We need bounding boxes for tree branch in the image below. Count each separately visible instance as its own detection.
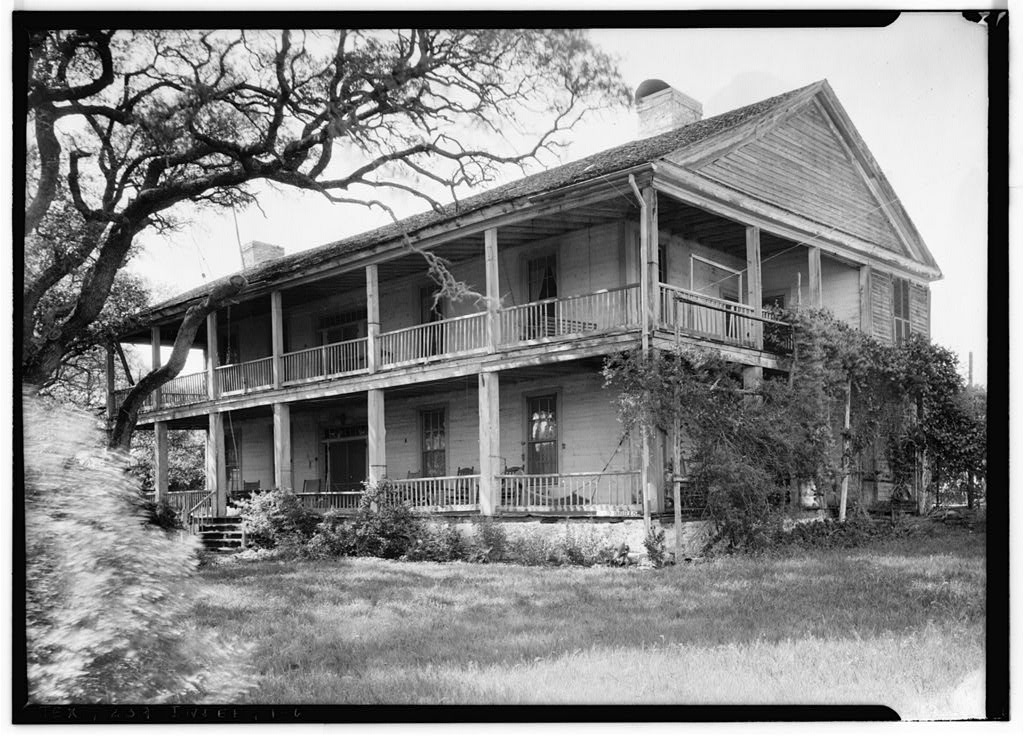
[109,274,246,449]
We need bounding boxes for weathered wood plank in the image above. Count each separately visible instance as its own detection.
[910,282,929,337]
[653,165,940,281]
[870,270,893,344]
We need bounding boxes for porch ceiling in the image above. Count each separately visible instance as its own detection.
[658,195,802,261]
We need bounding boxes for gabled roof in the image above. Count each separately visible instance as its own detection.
[134,82,816,324]
[132,78,939,329]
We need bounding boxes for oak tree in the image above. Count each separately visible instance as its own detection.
[20,27,629,447]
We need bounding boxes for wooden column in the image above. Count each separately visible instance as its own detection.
[150,325,162,408]
[273,402,292,491]
[484,228,500,352]
[366,264,380,373]
[858,266,872,333]
[477,371,500,515]
[367,388,386,484]
[154,421,169,502]
[206,312,219,399]
[640,186,659,347]
[808,246,823,308]
[746,225,763,350]
[271,290,284,389]
[207,412,227,516]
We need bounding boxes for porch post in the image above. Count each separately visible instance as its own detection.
[367,388,386,483]
[207,412,227,516]
[150,325,162,409]
[477,371,500,515]
[273,402,292,491]
[366,264,380,373]
[154,421,169,502]
[745,225,763,350]
[808,246,823,308]
[271,290,284,389]
[641,186,659,346]
[484,228,500,352]
[206,312,220,399]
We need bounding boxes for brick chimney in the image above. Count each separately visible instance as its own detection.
[635,79,703,138]
[240,240,285,268]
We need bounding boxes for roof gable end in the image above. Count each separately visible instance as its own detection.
[664,80,940,276]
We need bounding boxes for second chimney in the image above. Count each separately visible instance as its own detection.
[240,240,285,268]
[635,79,703,138]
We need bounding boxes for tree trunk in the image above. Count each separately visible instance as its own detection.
[108,275,246,451]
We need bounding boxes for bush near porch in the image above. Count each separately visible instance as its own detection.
[191,521,985,717]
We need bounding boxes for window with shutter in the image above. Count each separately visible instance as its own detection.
[893,278,912,345]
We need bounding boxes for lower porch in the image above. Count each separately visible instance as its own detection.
[154,361,655,523]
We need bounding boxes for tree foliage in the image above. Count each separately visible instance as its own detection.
[604,310,986,549]
[21,27,629,443]
[128,427,207,493]
[24,389,253,702]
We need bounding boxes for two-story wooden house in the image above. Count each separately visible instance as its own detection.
[111,79,941,522]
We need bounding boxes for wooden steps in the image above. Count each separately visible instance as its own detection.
[196,516,244,552]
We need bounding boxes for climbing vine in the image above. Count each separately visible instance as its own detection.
[603,307,985,549]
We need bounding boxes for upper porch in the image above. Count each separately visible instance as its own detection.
[114,172,876,425]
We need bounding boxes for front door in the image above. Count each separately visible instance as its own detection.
[326,439,367,492]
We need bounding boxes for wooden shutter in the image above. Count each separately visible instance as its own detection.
[909,283,930,338]
[870,271,893,345]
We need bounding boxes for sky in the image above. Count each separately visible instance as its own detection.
[119,13,992,384]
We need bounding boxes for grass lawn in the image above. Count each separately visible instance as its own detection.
[192,523,986,719]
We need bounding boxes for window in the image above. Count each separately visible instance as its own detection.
[893,278,911,345]
[421,408,446,477]
[318,308,367,345]
[526,394,558,475]
[528,254,557,302]
[658,242,667,284]
[527,254,557,338]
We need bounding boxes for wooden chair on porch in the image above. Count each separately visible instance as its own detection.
[456,466,476,505]
[302,478,322,493]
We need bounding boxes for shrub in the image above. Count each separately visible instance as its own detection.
[303,510,357,559]
[353,481,422,559]
[560,525,614,566]
[24,389,254,703]
[506,532,558,566]
[238,488,321,549]
[138,494,184,532]
[407,522,467,562]
[469,519,508,563]
[643,526,668,567]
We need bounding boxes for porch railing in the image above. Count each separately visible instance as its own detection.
[165,489,216,534]
[392,474,480,510]
[496,470,642,513]
[499,284,640,345]
[160,370,208,408]
[658,283,792,353]
[379,312,487,366]
[295,490,364,512]
[112,387,153,416]
[282,337,368,385]
[216,356,273,395]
